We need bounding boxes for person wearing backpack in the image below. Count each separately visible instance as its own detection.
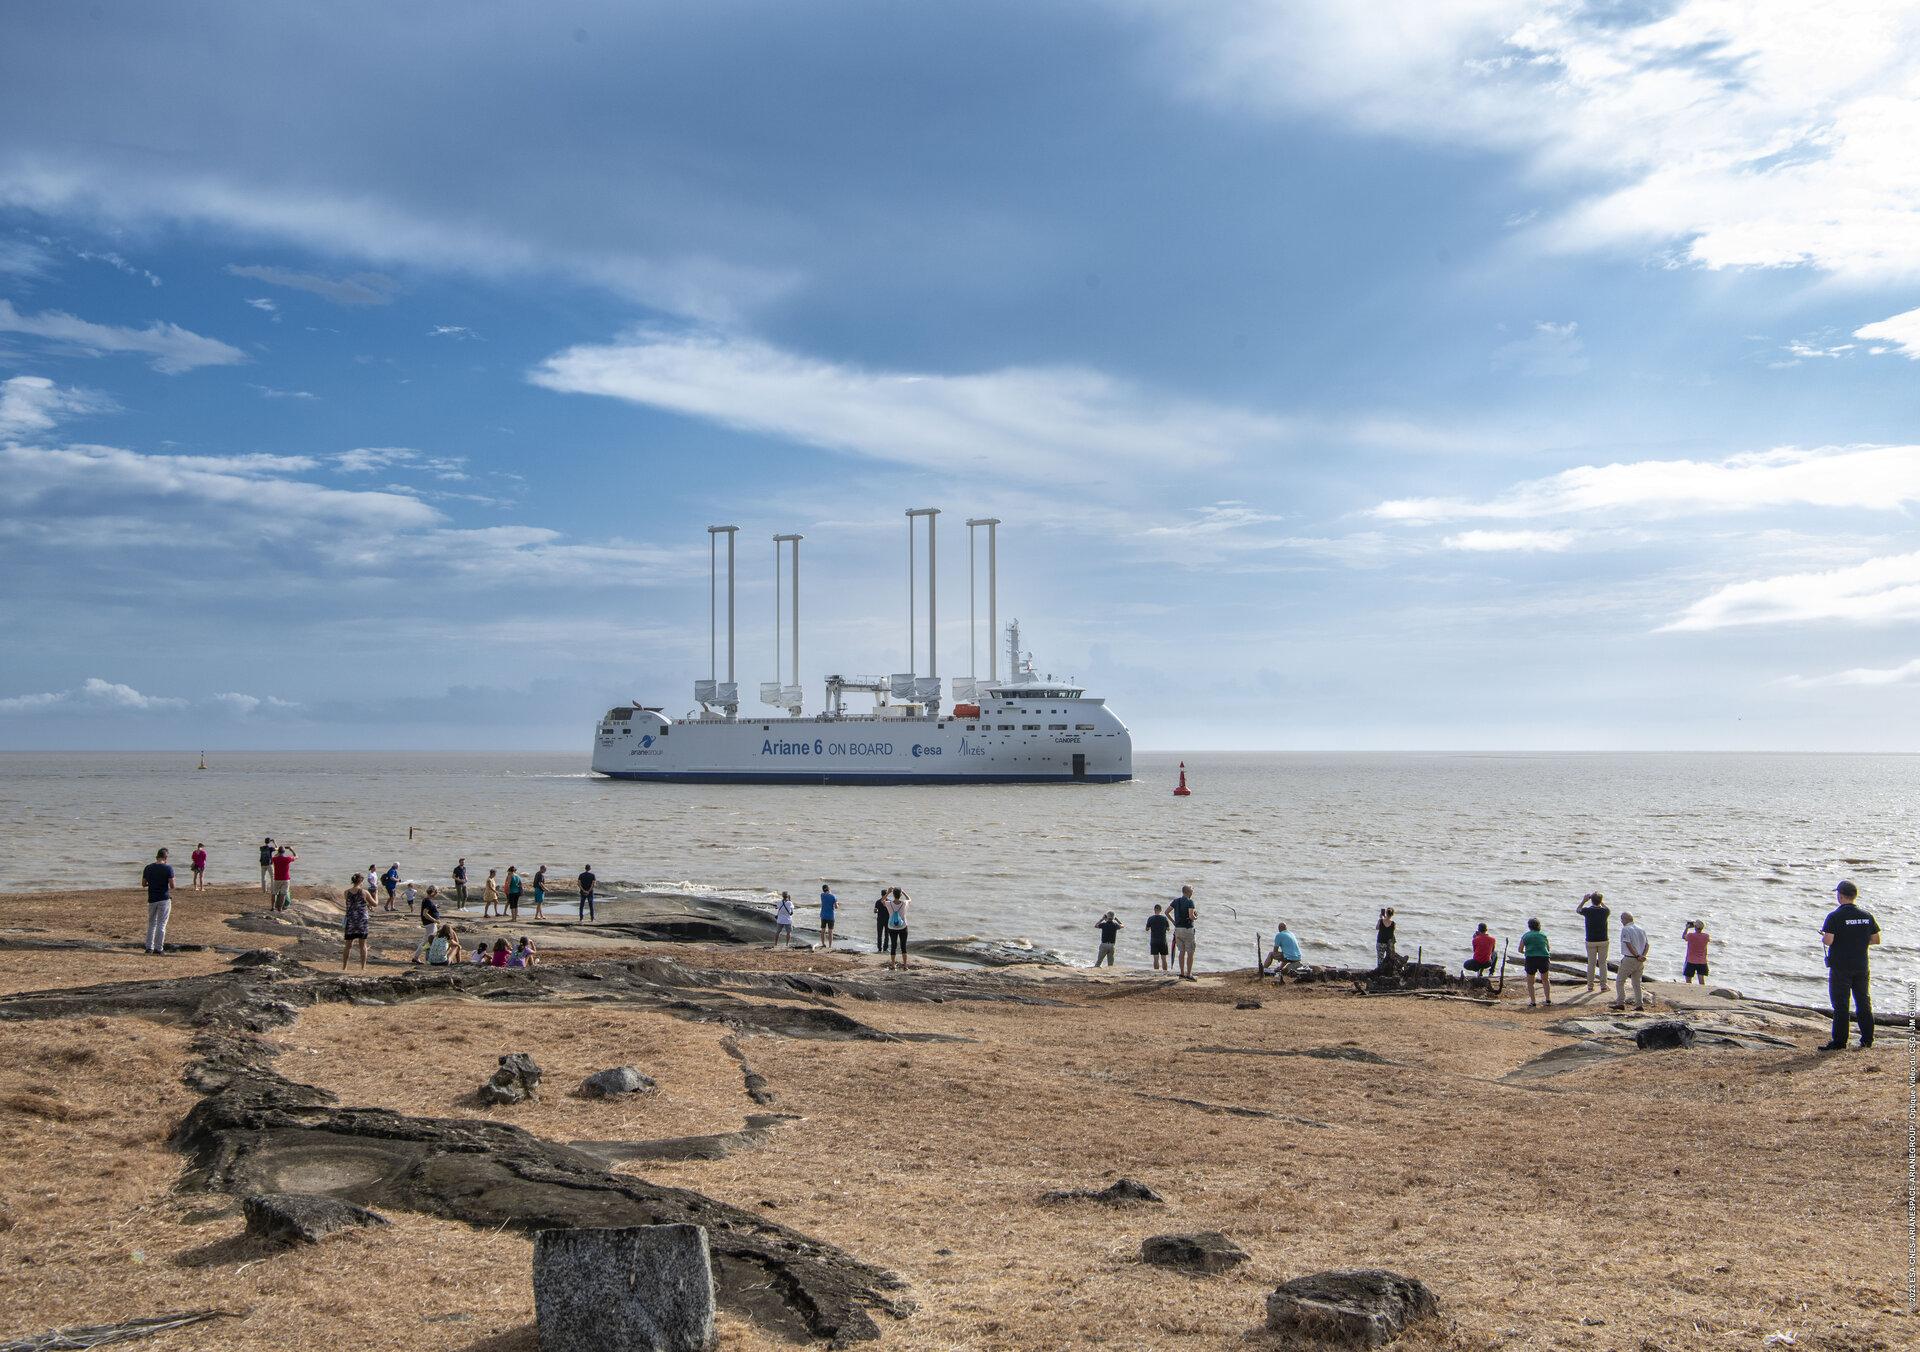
[884,888,910,970]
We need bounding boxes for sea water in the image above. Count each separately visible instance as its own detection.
[2,749,1913,1007]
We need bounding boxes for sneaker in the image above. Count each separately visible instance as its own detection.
[1816,1042,1845,1051]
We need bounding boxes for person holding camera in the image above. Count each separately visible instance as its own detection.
[1375,907,1398,973]
[1577,892,1610,992]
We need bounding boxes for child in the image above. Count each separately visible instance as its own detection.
[403,881,417,912]
[490,938,510,967]
[508,936,536,968]
[420,924,457,965]
[469,941,488,965]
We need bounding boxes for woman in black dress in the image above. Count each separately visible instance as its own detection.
[342,872,372,971]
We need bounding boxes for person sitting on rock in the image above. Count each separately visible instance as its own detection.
[508,936,536,968]
[489,938,511,967]
[420,924,458,965]
[1261,922,1303,978]
[469,941,489,965]
[1464,923,1498,979]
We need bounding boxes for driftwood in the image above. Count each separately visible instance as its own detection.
[0,1311,238,1352]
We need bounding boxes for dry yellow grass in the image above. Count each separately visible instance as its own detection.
[0,887,1911,1352]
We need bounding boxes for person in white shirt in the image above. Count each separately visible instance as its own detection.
[773,891,795,948]
[1612,912,1650,1010]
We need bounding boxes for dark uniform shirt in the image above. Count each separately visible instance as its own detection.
[1580,904,1610,942]
[1097,919,1121,943]
[1822,903,1880,973]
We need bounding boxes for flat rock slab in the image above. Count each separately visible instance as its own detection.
[582,1066,658,1098]
[534,1224,717,1352]
[1635,1020,1696,1050]
[572,1114,800,1164]
[243,1191,390,1244]
[1041,1178,1164,1205]
[1266,1268,1438,1347]
[1141,1231,1248,1273]
[1501,1040,1623,1083]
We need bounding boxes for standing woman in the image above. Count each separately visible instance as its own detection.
[532,865,547,920]
[342,873,372,971]
[1519,917,1553,1007]
[505,865,523,921]
[190,843,208,892]
[483,868,499,918]
[1681,919,1711,985]
[884,887,910,971]
[874,888,891,953]
[773,891,794,948]
[1375,908,1398,972]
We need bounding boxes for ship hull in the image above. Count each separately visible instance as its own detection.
[592,706,1132,784]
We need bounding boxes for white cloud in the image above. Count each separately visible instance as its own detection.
[335,446,467,479]
[0,375,113,439]
[1143,0,1920,278]
[1144,501,1286,536]
[530,330,1287,479]
[0,237,51,275]
[1785,657,1920,687]
[0,299,245,373]
[1855,305,1920,358]
[1442,528,1576,552]
[249,384,317,400]
[0,677,186,714]
[226,264,398,306]
[1375,444,1920,522]
[1664,550,1920,630]
[429,325,481,340]
[245,297,277,313]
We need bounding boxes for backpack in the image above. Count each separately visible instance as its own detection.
[887,905,906,929]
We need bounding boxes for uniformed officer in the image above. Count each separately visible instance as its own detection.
[1820,880,1881,1051]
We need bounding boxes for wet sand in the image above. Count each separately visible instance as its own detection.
[0,885,1911,1352]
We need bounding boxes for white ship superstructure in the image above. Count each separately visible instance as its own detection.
[591,514,1132,785]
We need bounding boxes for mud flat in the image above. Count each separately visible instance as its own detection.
[0,885,1912,1352]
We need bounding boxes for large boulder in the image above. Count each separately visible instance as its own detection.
[1140,1230,1248,1273]
[1265,1269,1439,1347]
[1635,1021,1696,1051]
[533,1224,718,1352]
[480,1052,543,1105]
[243,1192,389,1245]
[582,1066,658,1098]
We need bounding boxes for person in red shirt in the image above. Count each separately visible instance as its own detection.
[270,846,297,912]
[190,844,207,892]
[1464,923,1498,980]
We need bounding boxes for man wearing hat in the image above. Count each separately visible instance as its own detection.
[1820,880,1881,1051]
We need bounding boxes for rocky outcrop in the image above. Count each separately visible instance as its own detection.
[1265,1269,1439,1347]
[171,1036,907,1344]
[243,1192,390,1244]
[1140,1231,1248,1273]
[1635,1021,1697,1051]
[570,1114,800,1165]
[1041,1178,1164,1205]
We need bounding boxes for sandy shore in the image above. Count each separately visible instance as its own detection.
[0,884,1911,1352]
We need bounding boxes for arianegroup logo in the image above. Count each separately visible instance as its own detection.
[639,734,655,748]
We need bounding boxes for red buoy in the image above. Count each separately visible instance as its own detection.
[1173,762,1191,796]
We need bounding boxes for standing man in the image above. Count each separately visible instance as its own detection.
[452,858,469,910]
[258,837,275,892]
[1170,885,1198,981]
[142,848,175,955]
[1144,904,1172,971]
[1612,911,1650,1011]
[1094,911,1123,967]
[818,883,837,950]
[381,862,401,911]
[270,845,296,912]
[1577,891,1611,992]
[1821,881,1881,1051]
[577,864,597,921]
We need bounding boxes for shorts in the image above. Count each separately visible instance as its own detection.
[1172,928,1194,954]
[820,915,835,930]
[1683,961,1708,978]
[1523,955,1550,976]
[1149,940,1169,956]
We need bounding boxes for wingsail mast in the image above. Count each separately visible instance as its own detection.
[699,525,739,716]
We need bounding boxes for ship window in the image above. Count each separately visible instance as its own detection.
[1023,724,1040,730]
[1076,724,1095,730]
[622,727,631,734]
[998,724,1014,730]
[966,725,977,731]
[1049,724,1067,730]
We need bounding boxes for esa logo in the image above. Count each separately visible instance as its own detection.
[640,734,655,748]
[911,743,943,757]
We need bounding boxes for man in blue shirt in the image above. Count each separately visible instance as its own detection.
[818,884,838,950]
[1261,922,1303,978]
[141,848,174,955]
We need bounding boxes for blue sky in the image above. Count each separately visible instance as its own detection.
[7,0,1920,750]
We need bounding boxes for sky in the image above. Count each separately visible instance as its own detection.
[6,0,1920,750]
